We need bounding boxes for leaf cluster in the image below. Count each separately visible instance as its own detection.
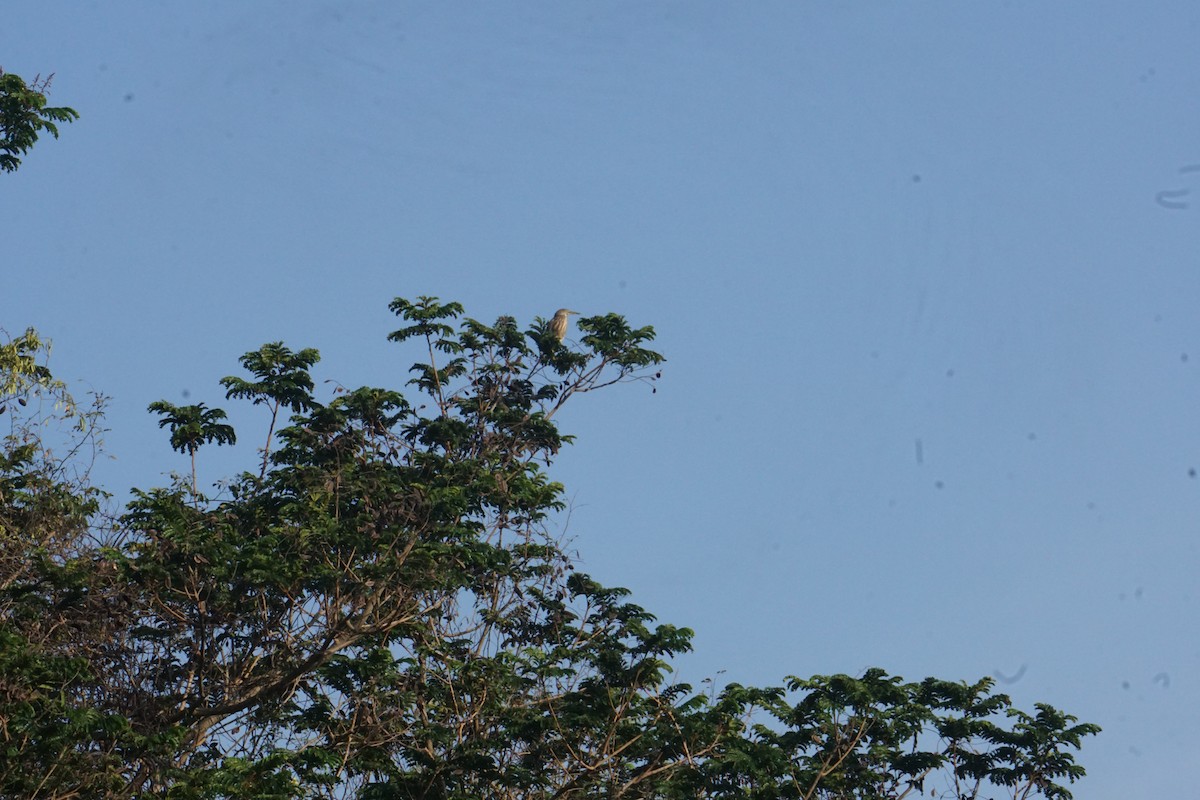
[0,69,78,173]
[689,669,1100,800]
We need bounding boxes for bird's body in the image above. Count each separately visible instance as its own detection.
[550,309,580,341]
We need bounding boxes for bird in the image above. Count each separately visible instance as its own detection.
[549,309,580,342]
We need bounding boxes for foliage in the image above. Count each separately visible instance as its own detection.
[0,301,1096,799]
[693,670,1099,800]
[0,329,120,798]
[148,401,237,493]
[0,69,78,173]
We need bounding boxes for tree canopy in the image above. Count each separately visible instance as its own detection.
[0,68,78,172]
[0,302,1097,799]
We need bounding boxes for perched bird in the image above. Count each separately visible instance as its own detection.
[550,308,580,341]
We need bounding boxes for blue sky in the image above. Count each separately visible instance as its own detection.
[7,2,1200,795]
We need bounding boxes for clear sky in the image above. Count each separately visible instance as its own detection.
[7,3,1199,796]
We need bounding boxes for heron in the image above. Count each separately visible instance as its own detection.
[550,309,580,341]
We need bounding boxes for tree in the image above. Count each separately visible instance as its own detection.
[0,68,78,173]
[0,300,1097,799]
[0,329,122,798]
[147,401,237,493]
